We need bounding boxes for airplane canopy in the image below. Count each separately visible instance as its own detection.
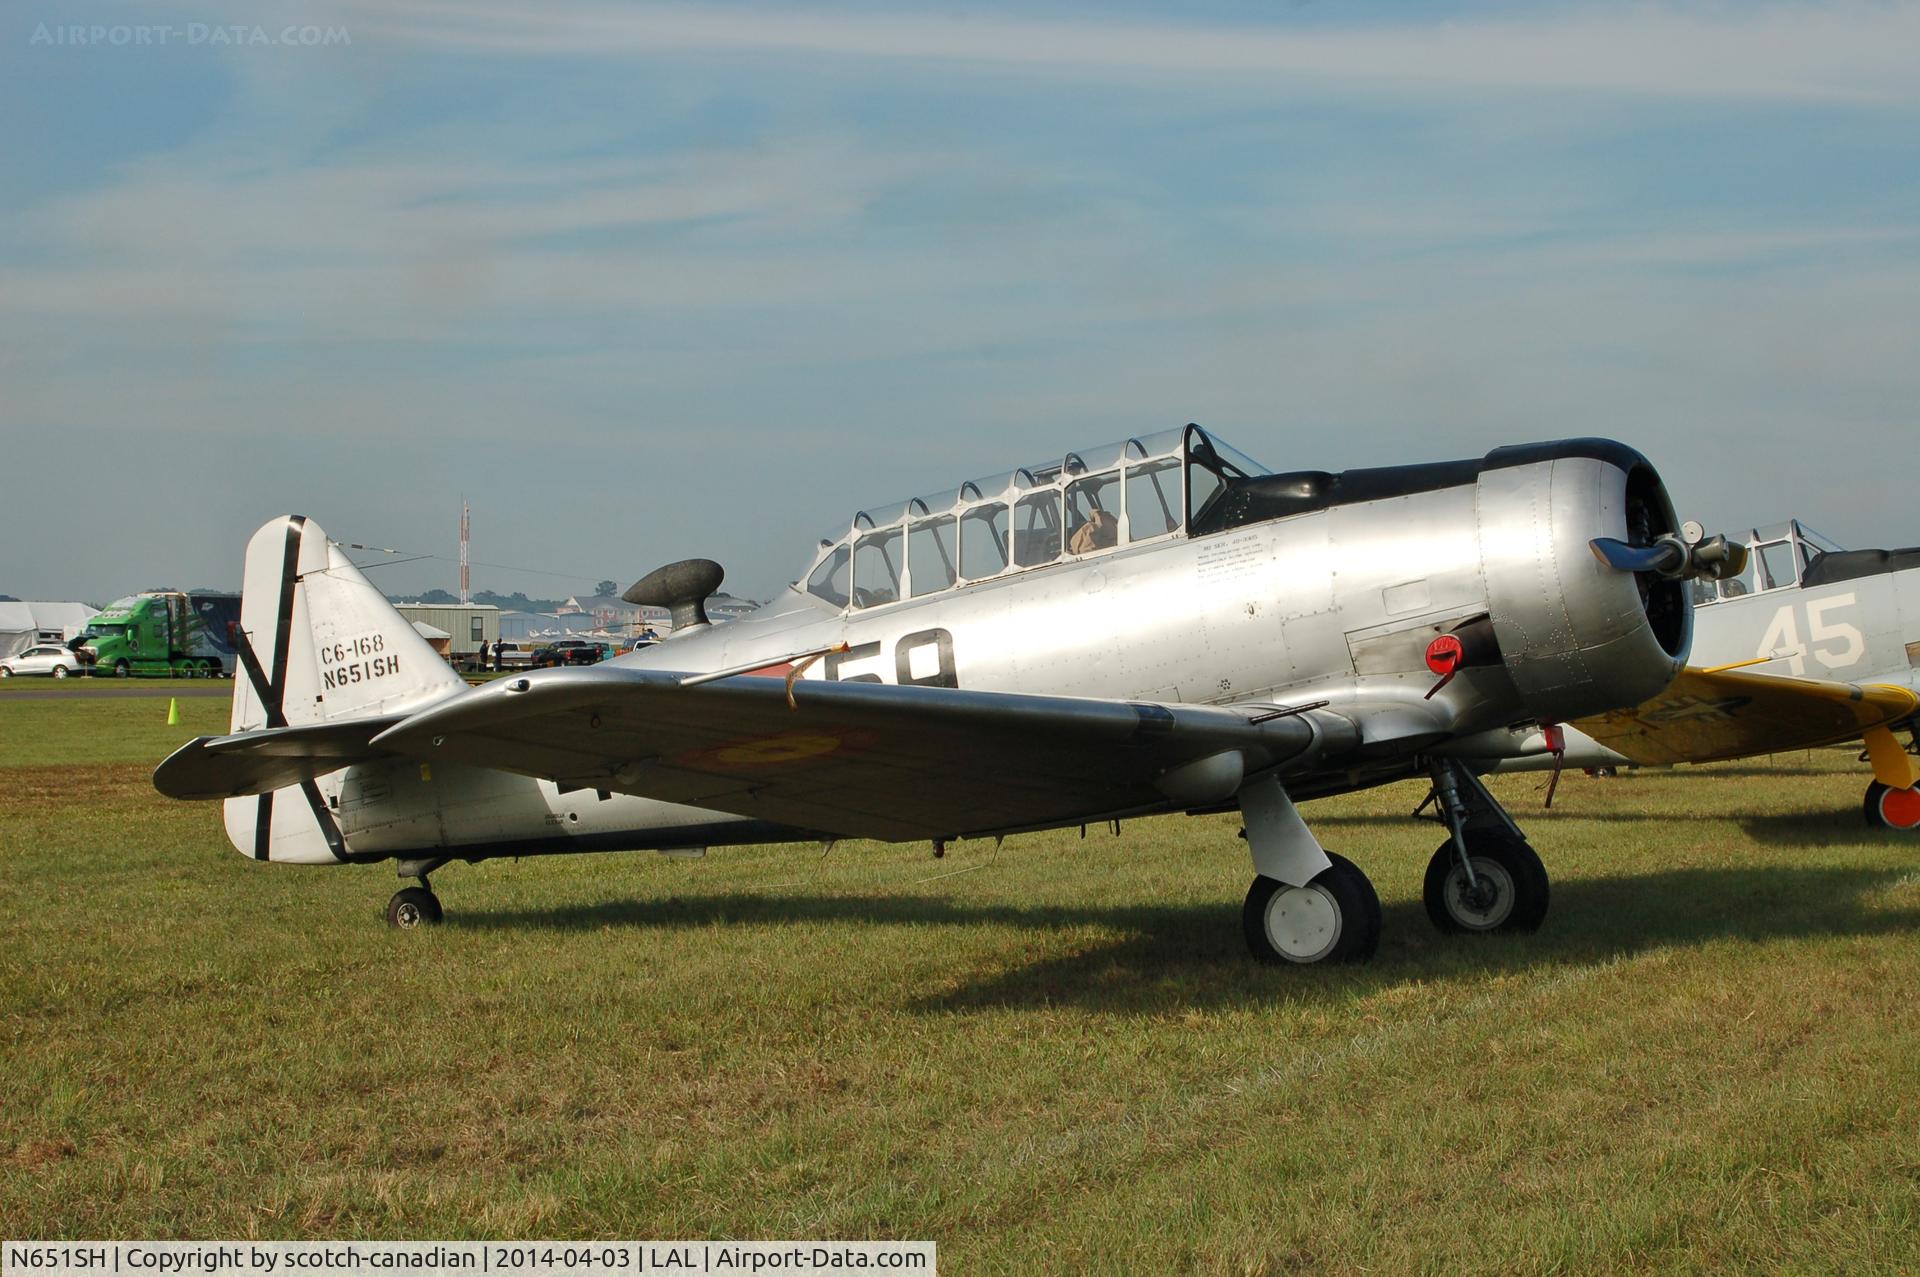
[800,425,1269,611]
[1694,519,1846,605]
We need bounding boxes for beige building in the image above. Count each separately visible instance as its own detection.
[394,603,498,656]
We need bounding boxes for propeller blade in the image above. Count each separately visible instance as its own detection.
[1589,536,1685,575]
[1590,533,1752,582]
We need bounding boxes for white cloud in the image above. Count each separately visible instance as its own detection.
[345,1,1920,104]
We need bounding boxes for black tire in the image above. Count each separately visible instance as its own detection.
[1864,780,1920,831]
[113,660,130,678]
[386,887,444,928]
[0,667,11,678]
[52,666,69,679]
[1242,852,1381,965]
[1423,831,1550,934]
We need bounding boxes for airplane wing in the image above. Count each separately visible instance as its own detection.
[342,666,1334,842]
[1572,666,1919,767]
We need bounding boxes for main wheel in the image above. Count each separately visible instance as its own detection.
[1243,852,1382,965]
[386,886,444,928]
[1423,831,1550,934]
[1865,781,1920,831]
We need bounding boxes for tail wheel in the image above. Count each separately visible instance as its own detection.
[1423,832,1550,934]
[1243,852,1382,965]
[386,887,444,928]
[1865,781,1920,831]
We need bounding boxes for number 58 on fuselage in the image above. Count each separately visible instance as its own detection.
[157,425,1741,964]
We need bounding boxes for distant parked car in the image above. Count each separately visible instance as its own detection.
[491,641,534,670]
[531,639,607,668]
[1,644,80,679]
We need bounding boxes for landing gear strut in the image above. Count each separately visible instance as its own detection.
[1421,760,1550,934]
[386,857,450,928]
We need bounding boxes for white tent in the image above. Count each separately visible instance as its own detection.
[0,601,98,660]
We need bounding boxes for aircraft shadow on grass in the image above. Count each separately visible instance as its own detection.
[453,864,1919,1014]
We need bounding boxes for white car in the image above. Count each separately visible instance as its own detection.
[1,644,80,678]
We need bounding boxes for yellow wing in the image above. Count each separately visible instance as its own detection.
[1575,667,1919,780]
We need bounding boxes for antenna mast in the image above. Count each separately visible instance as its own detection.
[459,498,471,604]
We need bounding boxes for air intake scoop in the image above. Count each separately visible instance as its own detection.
[625,559,725,631]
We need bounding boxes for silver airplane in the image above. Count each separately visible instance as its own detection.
[157,426,1740,965]
[1492,519,1920,828]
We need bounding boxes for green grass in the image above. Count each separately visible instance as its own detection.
[3,695,1918,1273]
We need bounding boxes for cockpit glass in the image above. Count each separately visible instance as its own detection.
[1717,555,1759,601]
[1188,458,1227,527]
[909,517,957,597]
[1127,427,1187,459]
[1064,471,1121,555]
[1126,457,1181,542]
[1206,437,1269,477]
[852,528,904,609]
[806,543,850,607]
[1757,541,1799,591]
[1012,490,1063,568]
[1795,522,1846,556]
[959,503,1009,580]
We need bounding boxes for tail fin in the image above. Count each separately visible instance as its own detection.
[229,515,463,733]
[220,515,464,864]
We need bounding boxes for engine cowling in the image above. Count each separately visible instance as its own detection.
[1474,440,1690,725]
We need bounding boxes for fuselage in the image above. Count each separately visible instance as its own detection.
[311,432,1690,865]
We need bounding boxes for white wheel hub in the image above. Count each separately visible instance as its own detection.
[1263,883,1342,963]
[1444,856,1517,930]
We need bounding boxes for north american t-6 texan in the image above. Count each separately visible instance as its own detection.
[163,425,1884,967]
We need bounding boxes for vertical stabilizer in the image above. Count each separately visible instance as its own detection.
[223,515,465,863]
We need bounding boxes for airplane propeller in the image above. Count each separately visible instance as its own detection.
[1589,521,1749,582]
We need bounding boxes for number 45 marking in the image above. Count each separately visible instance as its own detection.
[1756,592,1864,675]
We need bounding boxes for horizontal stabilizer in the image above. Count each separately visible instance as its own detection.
[155,716,408,800]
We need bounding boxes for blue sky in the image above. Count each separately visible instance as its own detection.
[5,1,1919,603]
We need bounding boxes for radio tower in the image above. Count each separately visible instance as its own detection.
[459,498,471,604]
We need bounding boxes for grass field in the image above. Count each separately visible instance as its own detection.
[3,691,1918,1273]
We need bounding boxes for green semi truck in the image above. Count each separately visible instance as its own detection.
[74,591,242,677]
